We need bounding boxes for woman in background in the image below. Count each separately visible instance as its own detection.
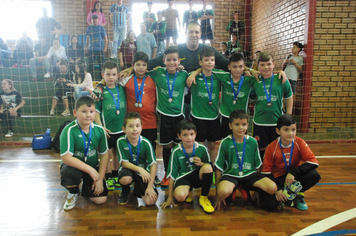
[119,30,137,69]
[67,60,94,100]
[87,1,107,26]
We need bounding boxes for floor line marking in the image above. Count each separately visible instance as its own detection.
[291,208,356,236]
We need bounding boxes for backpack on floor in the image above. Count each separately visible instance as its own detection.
[51,120,72,151]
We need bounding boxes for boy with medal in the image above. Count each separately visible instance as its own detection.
[94,61,126,191]
[251,52,293,159]
[214,109,277,210]
[260,114,320,211]
[60,96,110,210]
[116,112,158,206]
[160,119,214,214]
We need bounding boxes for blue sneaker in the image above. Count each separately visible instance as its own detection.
[295,198,308,211]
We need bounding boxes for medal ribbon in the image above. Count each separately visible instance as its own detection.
[232,135,246,174]
[127,136,141,165]
[166,70,178,101]
[106,85,121,111]
[279,139,294,173]
[77,120,92,162]
[230,74,244,101]
[134,75,146,104]
[181,142,196,166]
[261,73,274,104]
[202,73,213,102]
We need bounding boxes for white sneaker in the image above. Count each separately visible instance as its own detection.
[110,54,116,58]
[63,193,78,211]
[50,110,55,116]
[44,72,51,78]
[61,110,71,116]
[5,130,13,138]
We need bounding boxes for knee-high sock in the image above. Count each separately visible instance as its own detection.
[163,147,171,173]
[201,172,213,196]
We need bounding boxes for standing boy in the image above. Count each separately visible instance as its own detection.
[117,112,158,206]
[282,42,304,95]
[94,61,126,191]
[60,96,109,210]
[260,114,321,211]
[149,11,167,58]
[214,109,277,210]
[183,0,198,31]
[160,119,214,213]
[143,2,156,31]
[226,11,245,40]
[162,0,180,47]
[198,0,214,46]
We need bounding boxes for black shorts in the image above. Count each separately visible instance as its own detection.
[220,172,265,190]
[192,117,220,142]
[165,29,179,40]
[253,123,279,149]
[141,128,157,151]
[108,132,124,150]
[221,116,231,139]
[158,113,184,145]
[201,25,214,40]
[54,83,72,100]
[118,167,158,198]
[174,168,203,189]
[60,163,108,198]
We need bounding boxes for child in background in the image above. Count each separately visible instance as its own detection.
[260,114,320,211]
[160,119,214,213]
[220,42,229,58]
[282,42,304,95]
[250,50,260,71]
[94,61,126,191]
[119,30,137,69]
[149,11,167,58]
[0,79,25,138]
[50,59,73,116]
[67,60,94,100]
[116,112,158,205]
[60,96,109,210]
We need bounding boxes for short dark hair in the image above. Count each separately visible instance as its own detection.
[157,11,162,16]
[147,1,153,5]
[133,51,149,65]
[178,119,197,134]
[186,21,201,33]
[59,59,68,67]
[255,50,261,54]
[229,109,249,123]
[257,51,274,64]
[228,52,244,64]
[164,46,179,58]
[277,114,296,129]
[231,32,238,38]
[123,112,142,127]
[220,42,227,47]
[102,61,118,73]
[75,96,95,110]
[199,47,215,61]
[293,41,304,51]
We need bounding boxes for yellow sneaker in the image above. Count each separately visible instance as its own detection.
[185,191,193,203]
[199,195,214,213]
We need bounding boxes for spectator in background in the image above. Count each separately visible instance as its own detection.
[45,38,67,80]
[119,30,137,69]
[198,0,214,46]
[109,0,131,58]
[282,42,304,95]
[67,60,94,100]
[66,35,85,73]
[162,0,180,47]
[29,38,51,81]
[85,14,108,76]
[250,50,260,70]
[143,2,156,32]
[87,1,107,26]
[35,8,61,44]
[0,38,11,67]
[149,11,167,58]
[12,31,34,67]
[136,23,157,60]
[226,11,245,41]
[183,0,198,31]
[220,42,229,58]
[226,32,242,55]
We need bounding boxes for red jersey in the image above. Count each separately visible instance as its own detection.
[261,136,319,178]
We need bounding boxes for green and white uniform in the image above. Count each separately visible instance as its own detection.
[147,67,188,117]
[60,120,109,167]
[167,142,210,180]
[95,84,126,134]
[215,135,261,178]
[190,69,228,120]
[252,73,293,126]
[117,135,157,173]
[219,75,255,117]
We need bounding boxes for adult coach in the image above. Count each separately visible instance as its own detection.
[109,0,131,58]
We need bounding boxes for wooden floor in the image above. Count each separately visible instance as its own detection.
[0,143,355,236]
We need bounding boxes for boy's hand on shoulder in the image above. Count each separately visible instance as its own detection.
[278,71,288,84]
[92,179,104,196]
[285,173,295,185]
[248,69,260,81]
[145,186,158,201]
[160,197,176,209]
[214,196,225,211]
[119,67,134,80]
[102,127,111,138]
[178,64,185,71]
[275,190,287,202]
[193,157,203,166]
[139,168,151,183]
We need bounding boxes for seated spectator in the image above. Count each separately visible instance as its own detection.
[50,60,73,116]
[0,38,11,67]
[227,32,242,55]
[67,60,94,100]
[12,31,34,67]
[29,38,51,81]
[87,1,107,26]
[220,42,229,58]
[119,30,137,69]
[250,50,260,71]
[45,38,67,80]
[66,35,85,73]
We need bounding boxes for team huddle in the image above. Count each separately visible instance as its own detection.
[59,44,321,214]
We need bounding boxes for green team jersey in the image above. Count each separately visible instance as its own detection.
[252,73,293,126]
[95,84,126,134]
[167,142,210,181]
[215,135,261,178]
[219,75,255,117]
[191,69,228,119]
[60,120,109,167]
[147,67,188,117]
[117,135,156,173]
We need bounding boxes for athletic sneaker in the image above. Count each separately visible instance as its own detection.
[44,72,51,78]
[106,178,115,191]
[118,190,129,205]
[5,130,13,138]
[199,195,214,213]
[295,198,308,211]
[61,110,71,116]
[50,110,55,116]
[63,192,78,211]
[113,177,121,187]
[161,176,169,186]
[185,191,193,203]
[154,176,161,185]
